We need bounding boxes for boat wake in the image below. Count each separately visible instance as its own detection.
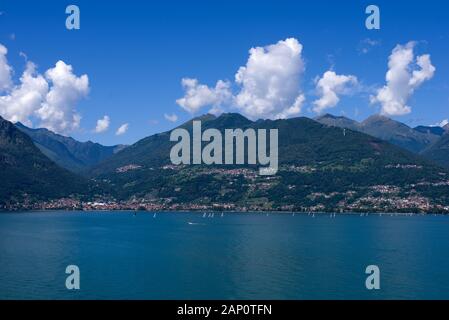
[187,221,206,226]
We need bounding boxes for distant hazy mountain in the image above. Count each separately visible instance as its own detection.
[15,122,127,173]
[0,116,87,206]
[89,113,449,211]
[316,114,441,153]
[414,125,446,136]
[423,131,449,168]
[361,115,440,153]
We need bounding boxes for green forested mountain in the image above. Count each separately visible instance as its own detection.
[3,112,449,212]
[15,122,126,174]
[89,113,449,211]
[423,133,449,168]
[0,116,88,206]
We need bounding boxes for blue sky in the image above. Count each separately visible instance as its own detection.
[0,0,448,145]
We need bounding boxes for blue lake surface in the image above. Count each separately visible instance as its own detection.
[1,211,449,300]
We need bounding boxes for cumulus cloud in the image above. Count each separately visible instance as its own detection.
[95,115,110,133]
[234,38,305,119]
[0,44,90,134]
[36,61,89,133]
[313,71,358,114]
[176,78,232,114]
[0,44,12,92]
[176,38,306,120]
[164,113,178,122]
[0,62,48,126]
[115,123,129,136]
[371,42,435,116]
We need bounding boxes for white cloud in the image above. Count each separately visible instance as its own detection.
[0,44,12,92]
[164,113,178,122]
[409,54,435,87]
[275,95,305,119]
[36,61,89,133]
[0,62,48,126]
[313,71,358,114]
[234,38,305,119]
[371,42,435,116]
[176,38,306,120]
[0,44,90,134]
[176,78,231,114]
[95,115,110,133]
[115,123,129,136]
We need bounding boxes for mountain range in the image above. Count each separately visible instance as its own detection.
[15,122,126,173]
[315,113,448,154]
[0,116,88,207]
[422,133,449,169]
[88,113,449,212]
[2,112,449,212]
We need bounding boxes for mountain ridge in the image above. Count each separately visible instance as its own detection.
[316,113,442,154]
[0,116,88,207]
[15,122,127,174]
[2,112,449,212]
[87,113,449,212]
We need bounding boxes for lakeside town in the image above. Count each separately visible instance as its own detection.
[3,187,449,214]
[3,163,449,213]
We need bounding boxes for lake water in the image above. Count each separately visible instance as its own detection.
[1,211,449,300]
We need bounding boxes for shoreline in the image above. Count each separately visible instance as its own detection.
[1,209,447,216]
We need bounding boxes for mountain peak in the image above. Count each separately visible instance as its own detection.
[216,112,251,122]
[208,112,253,128]
[315,113,350,121]
[14,122,127,173]
[14,121,26,128]
[315,113,360,131]
[362,114,393,124]
[192,113,217,122]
